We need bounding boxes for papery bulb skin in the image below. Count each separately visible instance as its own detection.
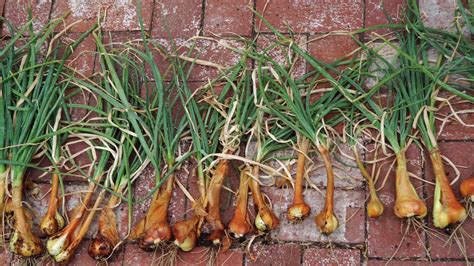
[139,223,172,251]
[255,207,280,233]
[394,151,427,219]
[9,230,43,257]
[40,212,65,236]
[433,182,467,229]
[228,168,252,238]
[394,197,428,218]
[460,178,474,202]
[228,214,251,238]
[367,197,384,218]
[135,174,175,251]
[172,217,199,252]
[315,211,339,234]
[287,203,311,222]
[173,235,196,252]
[430,149,467,228]
[10,185,44,257]
[254,213,267,232]
[87,234,115,260]
[47,233,69,256]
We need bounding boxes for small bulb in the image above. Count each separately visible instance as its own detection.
[315,212,339,234]
[367,197,384,218]
[255,213,267,232]
[174,235,195,252]
[287,203,311,222]
[47,233,69,256]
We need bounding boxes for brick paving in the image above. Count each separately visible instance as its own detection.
[1,0,473,265]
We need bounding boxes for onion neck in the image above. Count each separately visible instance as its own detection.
[250,165,279,232]
[394,149,427,218]
[40,173,65,236]
[138,173,174,250]
[205,159,229,244]
[353,148,384,218]
[287,138,311,222]
[0,170,6,213]
[314,144,338,234]
[228,167,251,238]
[10,184,43,256]
[430,148,466,228]
[74,174,104,220]
[47,174,103,258]
[54,189,107,262]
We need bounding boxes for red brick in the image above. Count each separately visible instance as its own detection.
[215,249,244,265]
[255,0,363,34]
[424,142,474,259]
[145,37,248,82]
[0,247,11,265]
[152,0,202,38]
[246,242,301,266]
[264,188,365,243]
[305,34,359,91]
[303,248,360,265]
[173,162,194,223]
[431,262,473,266]
[111,198,131,239]
[177,247,244,266]
[427,217,474,260]
[94,31,143,77]
[367,260,431,266]
[2,0,52,35]
[435,98,474,141]
[123,243,156,265]
[51,0,153,32]
[101,31,143,45]
[176,247,210,266]
[183,159,201,214]
[61,33,97,77]
[256,33,307,78]
[25,156,53,183]
[67,88,94,122]
[307,34,359,66]
[63,33,101,121]
[204,0,252,36]
[366,145,428,258]
[365,0,406,37]
[139,81,204,121]
[145,38,190,81]
[344,205,366,243]
[368,261,471,266]
[190,38,249,81]
[0,1,5,20]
